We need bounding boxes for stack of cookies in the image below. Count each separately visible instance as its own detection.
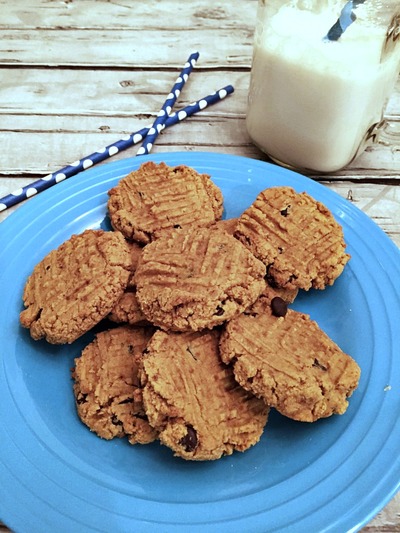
[20,161,361,461]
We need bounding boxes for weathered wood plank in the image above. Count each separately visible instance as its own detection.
[0,68,398,177]
[0,68,398,118]
[0,69,249,117]
[0,0,258,67]
[1,114,399,176]
[0,28,254,68]
[0,1,257,68]
[1,0,258,30]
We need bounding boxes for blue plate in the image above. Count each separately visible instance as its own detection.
[0,152,399,533]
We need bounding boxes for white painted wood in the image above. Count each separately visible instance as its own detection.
[0,69,398,176]
[1,0,258,30]
[0,1,399,531]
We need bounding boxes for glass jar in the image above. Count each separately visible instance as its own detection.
[246,0,400,173]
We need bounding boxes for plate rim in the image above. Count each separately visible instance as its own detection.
[0,151,399,533]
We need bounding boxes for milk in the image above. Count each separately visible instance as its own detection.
[246,4,400,172]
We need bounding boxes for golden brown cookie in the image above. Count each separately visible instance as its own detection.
[109,289,148,326]
[219,301,360,422]
[20,229,131,344]
[72,325,158,445]
[247,282,298,316]
[108,240,148,325]
[134,226,266,332]
[213,217,238,235]
[234,186,350,290]
[126,240,143,288]
[107,161,223,244]
[141,329,269,460]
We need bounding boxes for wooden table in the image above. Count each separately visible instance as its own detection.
[0,1,399,531]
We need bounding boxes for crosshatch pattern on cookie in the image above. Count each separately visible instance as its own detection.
[234,186,350,290]
[107,161,224,244]
[134,225,266,332]
[20,229,132,344]
[141,329,269,460]
[72,325,158,445]
[220,306,360,422]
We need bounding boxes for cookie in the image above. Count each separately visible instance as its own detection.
[72,325,158,445]
[20,229,131,344]
[213,217,238,235]
[107,161,223,244]
[234,186,350,290]
[109,289,148,326]
[141,329,269,460]
[126,240,143,288]
[219,302,360,422]
[246,282,298,316]
[134,226,266,332]
[109,241,148,325]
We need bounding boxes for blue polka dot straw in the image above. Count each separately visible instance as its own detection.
[136,51,200,156]
[0,84,234,212]
[325,0,367,41]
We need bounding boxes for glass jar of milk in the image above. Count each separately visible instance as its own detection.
[246,0,400,173]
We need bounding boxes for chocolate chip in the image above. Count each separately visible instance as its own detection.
[280,205,291,216]
[313,358,328,371]
[111,415,123,426]
[243,234,252,246]
[76,392,88,405]
[179,425,198,452]
[186,346,197,360]
[118,397,133,405]
[271,297,288,317]
[265,265,279,288]
[215,305,225,316]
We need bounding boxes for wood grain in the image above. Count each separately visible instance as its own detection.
[0,1,399,531]
[0,69,399,177]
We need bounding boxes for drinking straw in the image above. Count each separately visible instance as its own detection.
[137,51,200,156]
[324,0,366,41]
[0,85,234,212]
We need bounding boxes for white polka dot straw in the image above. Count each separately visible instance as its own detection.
[324,1,366,41]
[0,84,234,213]
[136,51,200,157]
